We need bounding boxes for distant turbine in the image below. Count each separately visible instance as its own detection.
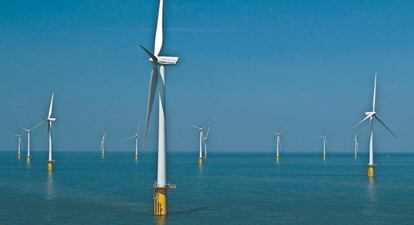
[21,121,45,163]
[140,0,179,216]
[10,132,24,160]
[318,129,333,160]
[191,117,215,166]
[354,134,359,159]
[270,125,290,162]
[45,93,56,172]
[100,132,107,160]
[354,74,397,177]
[126,123,141,160]
[202,127,210,159]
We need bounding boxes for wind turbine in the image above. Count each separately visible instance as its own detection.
[100,132,107,160]
[139,0,179,216]
[270,125,290,162]
[21,120,45,163]
[202,127,210,159]
[125,123,141,160]
[354,134,359,159]
[354,74,397,177]
[45,93,56,172]
[318,129,333,160]
[10,132,24,160]
[191,118,215,166]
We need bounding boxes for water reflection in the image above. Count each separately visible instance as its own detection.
[367,178,376,202]
[46,173,55,200]
[154,216,166,225]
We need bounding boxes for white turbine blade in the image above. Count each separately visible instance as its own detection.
[269,129,277,135]
[31,121,45,130]
[189,123,202,130]
[144,64,159,142]
[48,93,54,118]
[21,127,29,132]
[374,115,397,139]
[279,125,291,134]
[154,0,164,56]
[136,121,141,135]
[10,133,20,137]
[372,73,377,112]
[139,45,158,63]
[205,127,210,139]
[202,116,216,128]
[124,135,136,141]
[326,129,333,138]
[353,114,371,128]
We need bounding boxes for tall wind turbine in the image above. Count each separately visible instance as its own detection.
[140,0,179,216]
[191,118,215,166]
[318,129,332,160]
[10,132,24,160]
[21,121,45,163]
[45,93,56,172]
[100,132,107,160]
[202,127,210,159]
[126,123,141,160]
[270,126,290,162]
[354,134,359,159]
[354,74,397,177]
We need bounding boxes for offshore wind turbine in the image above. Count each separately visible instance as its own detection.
[126,123,141,160]
[202,127,210,159]
[10,132,24,160]
[139,0,179,216]
[354,74,397,177]
[354,134,359,159]
[45,94,56,172]
[100,132,107,160]
[270,126,290,162]
[318,129,333,160]
[21,121,45,163]
[191,118,215,166]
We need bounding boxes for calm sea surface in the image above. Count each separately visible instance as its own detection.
[0,151,413,225]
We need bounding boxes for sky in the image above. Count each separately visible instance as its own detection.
[1,0,413,153]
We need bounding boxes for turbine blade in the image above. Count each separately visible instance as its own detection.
[124,135,136,141]
[189,123,202,130]
[10,133,20,137]
[205,127,210,139]
[374,115,397,139]
[279,125,291,134]
[31,121,45,130]
[139,45,158,62]
[154,0,164,56]
[202,116,216,128]
[21,127,29,132]
[269,129,277,135]
[326,129,333,138]
[372,73,377,112]
[144,64,159,142]
[48,93,54,118]
[353,114,371,128]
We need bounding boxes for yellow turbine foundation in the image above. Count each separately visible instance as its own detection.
[368,165,374,178]
[323,155,326,160]
[18,153,21,160]
[154,187,167,216]
[48,161,53,172]
[26,156,31,163]
[275,156,280,162]
[134,154,139,161]
[198,158,203,166]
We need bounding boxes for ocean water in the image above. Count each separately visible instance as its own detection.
[0,151,413,225]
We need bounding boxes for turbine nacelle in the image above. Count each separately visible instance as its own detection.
[365,111,375,117]
[150,56,179,65]
[48,118,56,122]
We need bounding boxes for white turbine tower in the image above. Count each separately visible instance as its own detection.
[354,134,359,159]
[21,121,45,163]
[45,93,56,172]
[202,127,210,159]
[191,118,215,166]
[126,123,141,160]
[354,74,396,177]
[10,132,24,160]
[139,0,179,216]
[318,129,333,160]
[100,132,107,160]
[270,126,290,162]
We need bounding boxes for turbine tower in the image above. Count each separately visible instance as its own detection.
[354,74,396,177]
[100,132,107,160]
[318,129,332,160]
[270,126,290,162]
[45,93,56,172]
[10,132,24,160]
[354,134,359,159]
[202,127,210,159]
[191,118,215,166]
[21,121,45,163]
[140,0,179,216]
[126,123,141,160]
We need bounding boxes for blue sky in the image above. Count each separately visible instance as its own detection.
[0,0,413,153]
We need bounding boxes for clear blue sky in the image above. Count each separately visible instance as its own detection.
[0,0,413,153]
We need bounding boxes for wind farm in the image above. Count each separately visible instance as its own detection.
[1,0,414,224]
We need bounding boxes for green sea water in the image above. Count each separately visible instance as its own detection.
[0,151,413,225]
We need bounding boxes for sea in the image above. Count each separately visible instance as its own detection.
[0,151,413,225]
